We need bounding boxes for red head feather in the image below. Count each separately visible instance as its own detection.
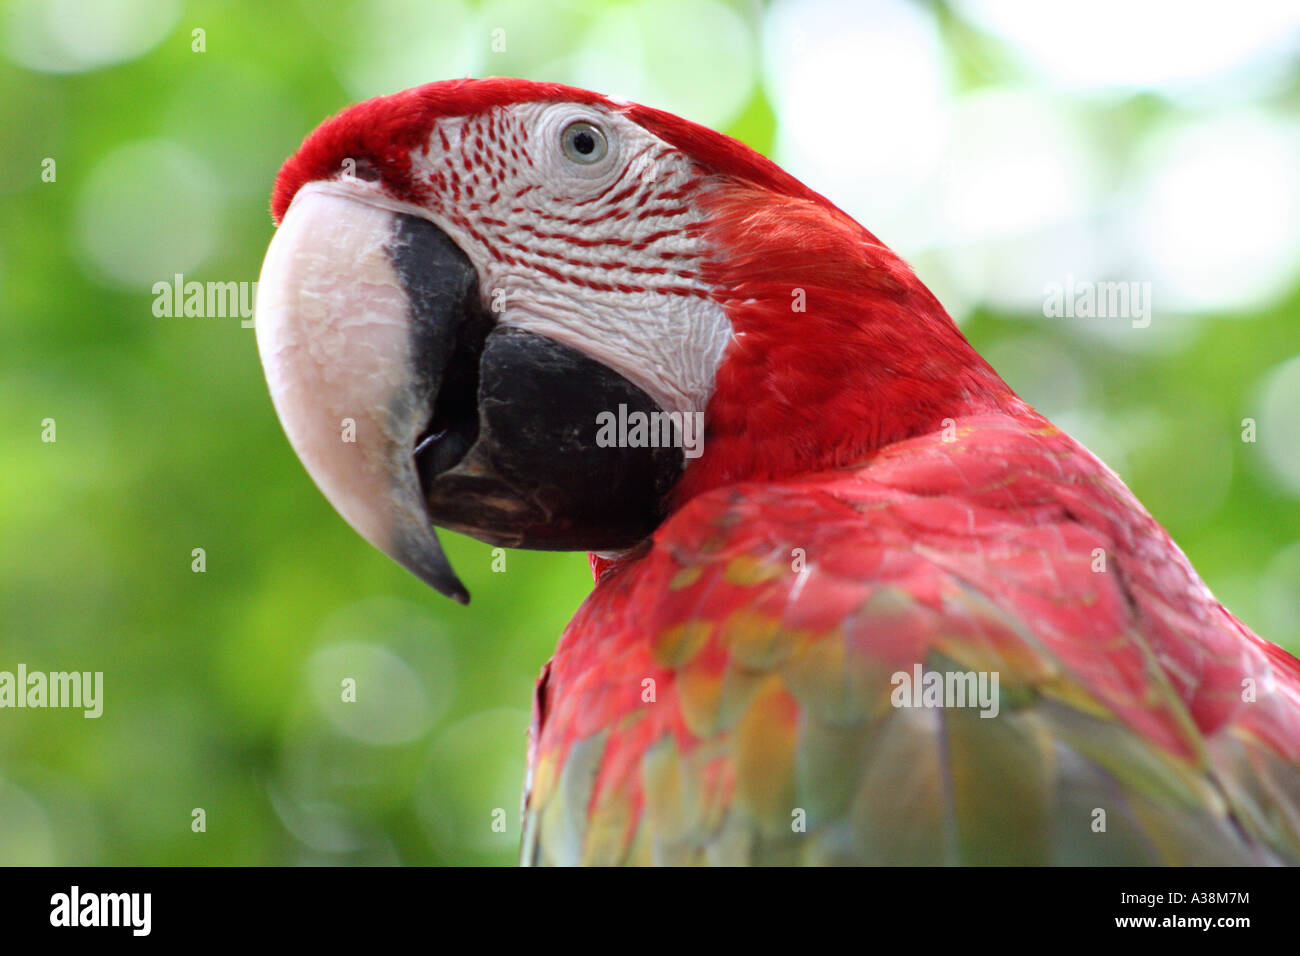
[275,78,832,221]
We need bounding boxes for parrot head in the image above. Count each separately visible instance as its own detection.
[256,78,1009,603]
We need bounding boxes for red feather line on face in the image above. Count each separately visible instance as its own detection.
[271,77,825,222]
[273,80,602,221]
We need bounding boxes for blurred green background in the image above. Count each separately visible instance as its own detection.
[0,0,1297,865]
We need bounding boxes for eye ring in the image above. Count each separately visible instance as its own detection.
[560,120,608,165]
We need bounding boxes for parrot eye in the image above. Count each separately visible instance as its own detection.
[560,121,608,164]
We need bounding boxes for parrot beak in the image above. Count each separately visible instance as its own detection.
[255,183,682,604]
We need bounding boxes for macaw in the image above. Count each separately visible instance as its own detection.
[255,78,1300,865]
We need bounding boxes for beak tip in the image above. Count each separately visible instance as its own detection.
[435,574,472,605]
[391,527,471,605]
[407,558,471,605]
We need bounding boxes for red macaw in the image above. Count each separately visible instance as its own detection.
[255,78,1300,865]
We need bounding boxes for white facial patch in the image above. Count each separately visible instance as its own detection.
[404,99,732,419]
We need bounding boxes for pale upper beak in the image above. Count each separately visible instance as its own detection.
[255,184,470,602]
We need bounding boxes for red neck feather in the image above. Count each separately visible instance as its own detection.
[671,181,1020,509]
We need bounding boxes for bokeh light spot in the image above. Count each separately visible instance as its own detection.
[1124,113,1300,314]
[953,0,1300,101]
[572,0,756,130]
[74,140,221,290]
[3,0,180,74]
[336,0,482,99]
[1254,353,1300,497]
[763,0,952,236]
[307,641,437,746]
[417,708,529,857]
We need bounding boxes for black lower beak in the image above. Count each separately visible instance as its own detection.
[417,324,682,550]
[394,212,683,562]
